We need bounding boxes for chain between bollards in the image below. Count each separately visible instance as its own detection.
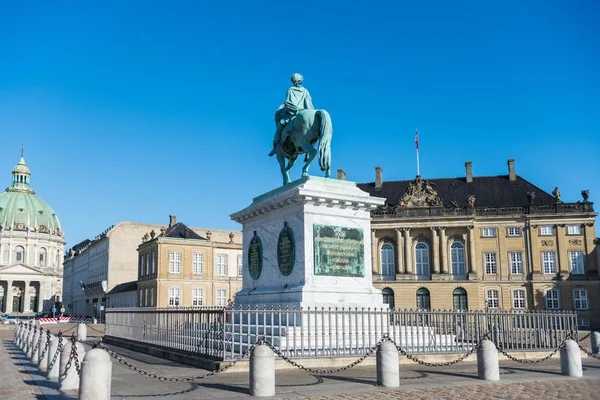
[494,334,572,364]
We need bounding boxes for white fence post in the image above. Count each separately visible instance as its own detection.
[477,339,499,381]
[59,340,86,391]
[79,348,112,400]
[560,339,582,377]
[249,344,275,397]
[376,340,399,387]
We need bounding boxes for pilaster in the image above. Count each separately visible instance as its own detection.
[467,225,478,280]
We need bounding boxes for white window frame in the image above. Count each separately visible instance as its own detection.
[192,252,204,275]
[39,248,47,267]
[509,252,523,274]
[380,243,395,276]
[144,288,148,307]
[545,288,560,309]
[168,287,181,307]
[414,242,430,279]
[507,227,521,237]
[573,288,588,310]
[169,251,181,274]
[450,242,466,278]
[482,227,496,237]
[512,289,526,309]
[540,225,554,236]
[216,254,227,276]
[192,288,204,306]
[569,251,584,275]
[145,253,150,275]
[542,251,557,274]
[486,289,499,308]
[14,245,25,263]
[150,287,154,307]
[567,225,582,235]
[483,252,497,275]
[216,289,227,306]
[151,251,156,274]
[237,255,243,277]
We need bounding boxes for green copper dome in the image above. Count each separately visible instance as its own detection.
[0,155,62,235]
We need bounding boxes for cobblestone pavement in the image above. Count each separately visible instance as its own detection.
[3,325,600,400]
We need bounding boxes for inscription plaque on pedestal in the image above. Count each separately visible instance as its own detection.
[248,231,263,280]
[277,222,295,276]
[313,224,364,277]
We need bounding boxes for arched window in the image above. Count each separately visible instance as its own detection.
[415,242,430,279]
[450,242,466,279]
[382,288,395,309]
[38,247,48,268]
[380,243,395,276]
[453,288,468,310]
[14,246,25,263]
[416,288,431,310]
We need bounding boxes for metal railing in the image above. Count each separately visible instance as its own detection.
[105,307,578,361]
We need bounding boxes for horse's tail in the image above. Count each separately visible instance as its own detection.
[317,110,332,172]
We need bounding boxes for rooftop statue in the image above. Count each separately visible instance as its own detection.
[269,73,332,185]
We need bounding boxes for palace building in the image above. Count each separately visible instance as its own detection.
[356,159,599,328]
[0,153,65,315]
[136,216,242,308]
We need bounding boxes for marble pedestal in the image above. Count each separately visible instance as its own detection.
[231,176,386,311]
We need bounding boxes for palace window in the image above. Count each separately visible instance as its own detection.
[512,289,526,309]
[484,253,497,275]
[216,289,227,306]
[414,243,430,279]
[382,288,395,310]
[380,243,395,276]
[139,290,143,307]
[545,288,560,309]
[542,251,557,274]
[168,287,181,306]
[192,288,204,306]
[169,252,181,274]
[237,255,243,276]
[144,288,149,307]
[486,289,500,308]
[540,226,554,236]
[150,287,154,307]
[569,251,584,275]
[573,288,588,310]
[567,225,582,235]
[450,242,466,278]
[482,227,496,237]
[151,251,156,274]
[192,253,204,275]
[14,246,25,263]
[416,288,430,310]
[507,227,521,237]
[453,288,468,310]
[217,255,227,276]
[145,254,150,275]
[509,252,523,274]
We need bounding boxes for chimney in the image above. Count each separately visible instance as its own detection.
[337,168,346,181]
[508,159,516,181]
[465,161,473,183]
[169,215,176,227]
[375,166,383,190]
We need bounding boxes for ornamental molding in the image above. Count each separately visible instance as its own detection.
[398,176,443,208]
[568,239,583,246]
[541,240,554,247]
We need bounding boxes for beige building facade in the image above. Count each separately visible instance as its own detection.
[356,159,599,328]
[136,216,242,308]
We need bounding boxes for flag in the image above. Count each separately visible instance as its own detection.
[415,129,419,150]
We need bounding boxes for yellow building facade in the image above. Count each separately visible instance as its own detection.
[357,160,599,328]
[136,216,242,308]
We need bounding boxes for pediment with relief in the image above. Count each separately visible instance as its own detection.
[398,176,443,208]
[0,263,44,275]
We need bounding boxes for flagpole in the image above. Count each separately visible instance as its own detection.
[416,146,420,176]
[415,129,420,177]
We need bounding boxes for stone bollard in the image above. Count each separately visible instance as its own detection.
[77,323,88,341]
[560,339,582,377]
[29,328,40,359]
[79,349,113,400]
[249,344,275,397]
[19,325,27,350]
[15,324,21,347]
[376,341,400,387]
[477,339,499,381]
[591,331,600,355]
[47,336,62,380]
[38,332,50,372]
[25,326,34,355]
[59,340,86,391]
[93,318,97,325]
[32,330,42,364]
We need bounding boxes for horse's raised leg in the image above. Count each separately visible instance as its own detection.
[276,148,290,185]
[301,142,317,178]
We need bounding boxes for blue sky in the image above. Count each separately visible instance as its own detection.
[1,1,598,247]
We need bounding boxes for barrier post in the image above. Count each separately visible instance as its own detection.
[47,335,61,380]
[77,323,88,341]
[560,339,583,377]
[591,331,600,355]
[376,341,400,387]
[78,348,112,400]
[477,339,499,381]
[59,339,86,391]
[249,344,275,397]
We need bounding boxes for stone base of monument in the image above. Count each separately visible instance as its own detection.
[231,176,386,314]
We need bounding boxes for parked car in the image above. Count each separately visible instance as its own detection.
[2,315,20,324]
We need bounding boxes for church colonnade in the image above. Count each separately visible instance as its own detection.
[0,280,44,314]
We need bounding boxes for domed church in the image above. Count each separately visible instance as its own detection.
[0,152,65,315]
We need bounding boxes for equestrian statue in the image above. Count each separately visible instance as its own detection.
[269,73,332,186]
